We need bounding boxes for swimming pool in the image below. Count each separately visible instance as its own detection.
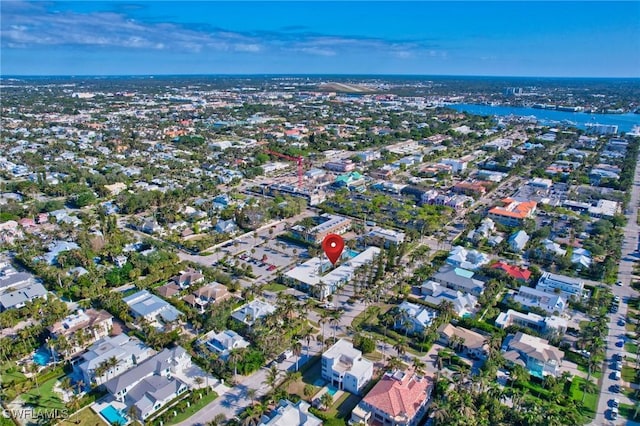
[346,249,360,258]
[33,348,51,366]
[327,385,339,396]
[100,405,127,426]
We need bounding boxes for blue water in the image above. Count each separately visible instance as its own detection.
[327,385,339,396]
[449,103,639,132]
[33,348,52,366]
[346,249,360,258]
[100,405,128,425]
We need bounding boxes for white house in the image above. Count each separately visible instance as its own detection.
[396,301,438,334]
[231,299,276,326]
[508,230,530,252]
[536,272,586,299]
[421,280,478,318]
[513,286,566,315]
[322,339,373,394]
[203,329,249,359]
[446,246,490,270]
[104,346,192,421]
[258,399,322,426]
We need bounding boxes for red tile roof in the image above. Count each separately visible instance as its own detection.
[492,261,531,281]
[488,198,537,220]
[363,370,431,421]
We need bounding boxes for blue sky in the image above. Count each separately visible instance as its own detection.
[1,1,639,77]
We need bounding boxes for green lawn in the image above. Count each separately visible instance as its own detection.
[164,391,218,426]
[569,377,598,420]
[626,342,638,355]
[577,364,602,379]
[262,282,288,292]
[21,375,66,411]
[59,407,107,426]
[622,365,638,383]
[619,403,640,420]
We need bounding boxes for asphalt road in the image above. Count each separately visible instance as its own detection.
[591,152,640,426]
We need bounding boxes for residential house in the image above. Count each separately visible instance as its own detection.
[491,261,531,281]
[351,369,433,426]
[156,283,181,298]
[140,219,163,235]
[446,246,490,270]
[502,332,564,377]
[78,334,155,385]
[467,218,495,242]
[322,339,373,394]
[0,265,35,292]
[0,282,48,311]
[123,290,183,324]
[215,219,238,234]
[571,248,592,269]
[420,280,478,318]
[437,324,489,359]
[431,265,485,296]
[488,198,537,227]
[183,283,230,312]
[258,399,322,426]
[42,241,80,265]
[231,299,276,326]
[48,309,113,355]
[202,329,249,359]
[513,286,566,314]
[537,272,586,299]
[508,230,530,252]
[395,301,438,334]
[169,269,204,289]
[495,309,567,335]
[104,347,191,421]
[541,239,567,257]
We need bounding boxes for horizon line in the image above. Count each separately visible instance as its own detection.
[2,73,640,80]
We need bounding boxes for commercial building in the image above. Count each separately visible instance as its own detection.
[488,198,537,227]
[283,247,380,300]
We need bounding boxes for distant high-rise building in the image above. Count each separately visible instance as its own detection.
[504,87,523,96]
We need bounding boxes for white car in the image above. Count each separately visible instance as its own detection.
[616,281,623,286]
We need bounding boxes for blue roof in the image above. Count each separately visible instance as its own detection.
[454,268,474,279]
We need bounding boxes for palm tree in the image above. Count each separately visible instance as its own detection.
[29,363,40,395]
[579,379,597,404]
[320,392,333,410]
[264,365,279,390]
[229,349,242,383]
[394,338,407,358]
[194,376,204,388]
[246,387,257,405]
[301,328,315,357]
[412,358,426,375]
[430,400,450,426]
[69,395,82,424]
[292,341,303,372]
[127,405,140,426]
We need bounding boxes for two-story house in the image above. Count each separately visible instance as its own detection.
[322,339,373,394]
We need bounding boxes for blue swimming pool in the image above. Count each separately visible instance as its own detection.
[346,249,360,258]
[33,348,51,366]
[327,385,339,396]
[100,405,127,426]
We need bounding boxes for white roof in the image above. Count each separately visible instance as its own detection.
[284,247,380,287]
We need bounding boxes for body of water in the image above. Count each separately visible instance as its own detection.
[33,348,52,366]
[100,405,128,425]
[449,103,639,132]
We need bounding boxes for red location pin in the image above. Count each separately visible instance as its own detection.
[322,234,345,265]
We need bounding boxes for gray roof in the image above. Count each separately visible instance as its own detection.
[105,346,187,395]
[0,270,34,291]
[79,334,152,372]
[123,290,182,322]
[0,282,47,310]
[432,265,485,294]
[127,375,187,416]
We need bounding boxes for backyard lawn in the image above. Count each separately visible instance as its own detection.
[21,374,66,411]
[165,391,218,426]
[58,407,106,426]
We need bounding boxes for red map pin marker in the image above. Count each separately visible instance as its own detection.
[322,233,345,265]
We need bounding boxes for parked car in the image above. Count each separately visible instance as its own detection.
[618,318,626,326]
[610,398,620,408]
[610,408,619,420]
[613,361,623,371]
[616,280,623,286]
[612,371,621,381]
[611,384,620,393]
[616,339,625,347]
